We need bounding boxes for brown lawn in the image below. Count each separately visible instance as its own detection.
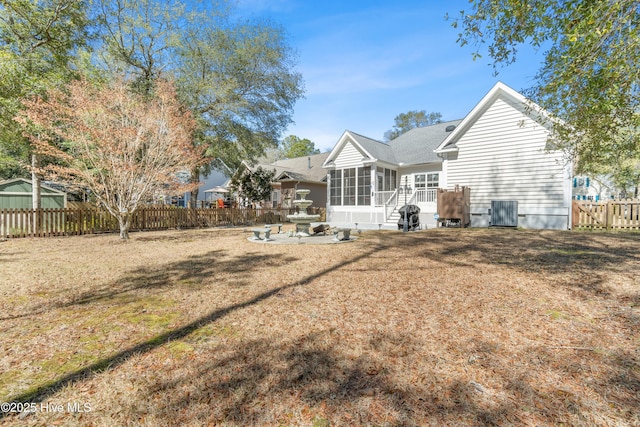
[0,227,639,426]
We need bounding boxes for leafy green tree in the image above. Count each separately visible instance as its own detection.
[450,0,640,196]
[229,165,275,205]
[178,19,302,205]
[1,0,303,208]
[279,135,320,159]
[384,110,442,141]
[93,0,193,95]
[0,0,90,207]
[94,0,303,206]
[579,130,640,198]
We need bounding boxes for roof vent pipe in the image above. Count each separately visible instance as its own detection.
[308,156,311,169]
[445,125,456,132]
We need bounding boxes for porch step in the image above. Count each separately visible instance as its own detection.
[388,212,401,221]
[385,206,436,229]
[384,210,401,228]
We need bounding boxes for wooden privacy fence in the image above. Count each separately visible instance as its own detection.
[572,199,640,230]
[0,206,320,238]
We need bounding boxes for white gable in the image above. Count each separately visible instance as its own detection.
[445,95,569,209]
[334,140,367,168]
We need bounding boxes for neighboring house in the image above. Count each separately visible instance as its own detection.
[235,152,330,208]
[572,175,619,201]
[0,178,67,209]
[183,167,229,208]
[322,82,574,230]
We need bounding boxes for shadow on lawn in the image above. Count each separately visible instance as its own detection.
[0,237,392,415]
[112,331,638,425]
[131,228,241,242]
[427,229,639,292]
[432,229,639,272]
[2,230,638,424]
[418,229,640,330]
[0,248,296,321]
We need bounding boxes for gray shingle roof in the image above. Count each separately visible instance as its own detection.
[348,132,397,163]
[249,152,331,183]
[388,120,462,165]
[342,120,463,166]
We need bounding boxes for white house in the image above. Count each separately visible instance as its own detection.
[322,82,574,230]
[572,175,619,201]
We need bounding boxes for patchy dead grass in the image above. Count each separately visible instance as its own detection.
[0,227,639,426]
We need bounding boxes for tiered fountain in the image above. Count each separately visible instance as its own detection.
[287,189,320,237]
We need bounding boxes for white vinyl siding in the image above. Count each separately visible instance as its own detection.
[446,98,567,209]
[334,141,365,168]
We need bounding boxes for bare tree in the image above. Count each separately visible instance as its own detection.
[384,110,442,141]
[17,77,205,239]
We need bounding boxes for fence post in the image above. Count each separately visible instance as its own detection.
[79,209,85,235]
[25,208,31,237]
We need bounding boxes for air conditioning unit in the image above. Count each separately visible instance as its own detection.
[490,200,518,227]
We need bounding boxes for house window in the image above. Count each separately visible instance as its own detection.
[357,167,371,205]
[573,177,590,188]
[414,173,438,190]
[330,167,373,206]
[427,173,439,188]
[343,168,356,205]
[330,170,341,206]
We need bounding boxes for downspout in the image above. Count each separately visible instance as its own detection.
[436,151,447,189]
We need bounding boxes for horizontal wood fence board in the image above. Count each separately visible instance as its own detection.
[572,200,640,230]
[0,207,308,239]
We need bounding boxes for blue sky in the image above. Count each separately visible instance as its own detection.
[236,0,545,152]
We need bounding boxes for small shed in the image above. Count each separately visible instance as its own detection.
[0,178,67,209]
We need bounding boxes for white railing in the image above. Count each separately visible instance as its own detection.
[384,190,398,220]
[374,190,396,206]
[409,188,437,205]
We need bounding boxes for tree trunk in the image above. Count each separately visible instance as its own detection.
[190,167,200,209]
[190,187,199,209]
[31,154,41,234]
[31,154,41,209]
[118,214,131,240]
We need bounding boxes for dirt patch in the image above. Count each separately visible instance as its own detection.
[1,227,639,426]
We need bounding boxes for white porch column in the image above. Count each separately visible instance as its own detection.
[326,172,331,210]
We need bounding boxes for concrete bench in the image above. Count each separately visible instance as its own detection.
[265,223,283,234]
[332,227,351,242]
[251,228,272,241]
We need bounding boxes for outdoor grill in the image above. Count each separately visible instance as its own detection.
[397,204,420,231]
